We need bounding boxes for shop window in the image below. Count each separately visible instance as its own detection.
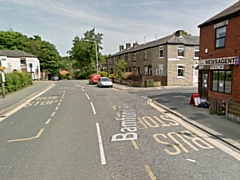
[211,70,232,94]
[215,26,226,48]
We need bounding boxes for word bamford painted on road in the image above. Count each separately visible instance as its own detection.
[153,131,214,155]
[24,96,59,107]
[111,104,138,142]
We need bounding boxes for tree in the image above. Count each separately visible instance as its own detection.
[0,30,62,76]
[116,59,127,77]
[68,28,104,73]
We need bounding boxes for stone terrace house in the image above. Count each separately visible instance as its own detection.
[107,30,199,86]
[0,50,41,80]
[198,1,240,103]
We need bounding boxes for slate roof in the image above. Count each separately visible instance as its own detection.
[0,50,36,57]
[112,33,199,56]
[198,1,240,27]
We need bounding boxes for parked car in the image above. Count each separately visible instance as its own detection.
[52,76,59,81]
[89,74,101,84]
[97,77,113,88]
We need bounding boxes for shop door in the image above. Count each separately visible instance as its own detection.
[200,71,208,100]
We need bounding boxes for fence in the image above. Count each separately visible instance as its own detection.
[226,101,240,122]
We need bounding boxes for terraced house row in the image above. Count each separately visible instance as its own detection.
[107,30,199,86]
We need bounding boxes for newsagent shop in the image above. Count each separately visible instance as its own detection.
[198,56,240,103]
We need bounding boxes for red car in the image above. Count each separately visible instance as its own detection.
[89,74,101,84]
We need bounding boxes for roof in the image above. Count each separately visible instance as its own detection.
[0,50,36,57]
[60,70,69,75]
[198,1,240,27]
[111,33,199,57]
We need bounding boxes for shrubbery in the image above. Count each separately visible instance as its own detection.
[0,72,32,94]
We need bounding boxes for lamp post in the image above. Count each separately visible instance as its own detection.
[85,40,98,73]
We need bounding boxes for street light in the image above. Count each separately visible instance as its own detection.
[85,40,98,73]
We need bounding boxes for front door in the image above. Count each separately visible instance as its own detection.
[200,71,208,100]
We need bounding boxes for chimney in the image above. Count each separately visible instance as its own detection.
[126,43,131,49]
[175,30,183,37]
[133,42,138,48]
[119,45,124,52]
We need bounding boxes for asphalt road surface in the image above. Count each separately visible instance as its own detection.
[0,80,239,180]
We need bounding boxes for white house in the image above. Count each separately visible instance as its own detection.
[0,50,41,80]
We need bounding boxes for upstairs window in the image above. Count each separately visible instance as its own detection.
[20,58,26,65]
[194,46,199,58]
[215,26,226,48]
[177,45,184,57]
[144,51,148,60]
[133,53,136,62]
[159,46,163,58]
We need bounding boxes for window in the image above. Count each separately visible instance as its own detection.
[211,70,232,93]
[133,66,137,73]
[159,46,163,58]
[144,51,148,60]
[133,53,136,62]
[178,45,184,57]
[215,26,226,48]
[20,58,26,65]
[177,65,185,77]
[144,65,148,74]
[156,65,164,76]
[194,46,199,58]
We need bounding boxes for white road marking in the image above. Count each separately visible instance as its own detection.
[149,100,240,161]
[90,102,96,114]
[96,123,106,165]
[85,93,90,100]
[0,84,55,122]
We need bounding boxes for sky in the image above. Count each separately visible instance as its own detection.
[0,0,238,57]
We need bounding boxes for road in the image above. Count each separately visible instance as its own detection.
[0,80,239,180]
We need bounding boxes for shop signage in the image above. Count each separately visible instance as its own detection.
[210,65,224,69]
[199,57,236,65]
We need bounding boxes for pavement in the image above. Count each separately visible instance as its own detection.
[0,81,240,151]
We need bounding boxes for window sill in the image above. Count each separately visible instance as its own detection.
[169,58,179,61]
[177,56,185,59]
[194,57,199,60]
[177,76,185,79]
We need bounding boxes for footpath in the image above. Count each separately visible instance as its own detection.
[0,81,240,151]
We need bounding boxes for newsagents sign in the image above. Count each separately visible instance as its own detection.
[199,56,237,65]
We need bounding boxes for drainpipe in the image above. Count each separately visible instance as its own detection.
[0,71,6,98]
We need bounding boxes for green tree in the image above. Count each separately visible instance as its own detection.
[116,59,127,77]
[0,30,62,76]
[68,28,104,73]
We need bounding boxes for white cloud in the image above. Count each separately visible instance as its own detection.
[0,0,239,56]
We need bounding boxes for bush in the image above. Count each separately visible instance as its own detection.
[121,72,133,80]
[99,71,108,77]
[3,72,32,94]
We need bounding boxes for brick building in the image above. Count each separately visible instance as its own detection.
[107,30,199,86]
[198,1,240,102]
